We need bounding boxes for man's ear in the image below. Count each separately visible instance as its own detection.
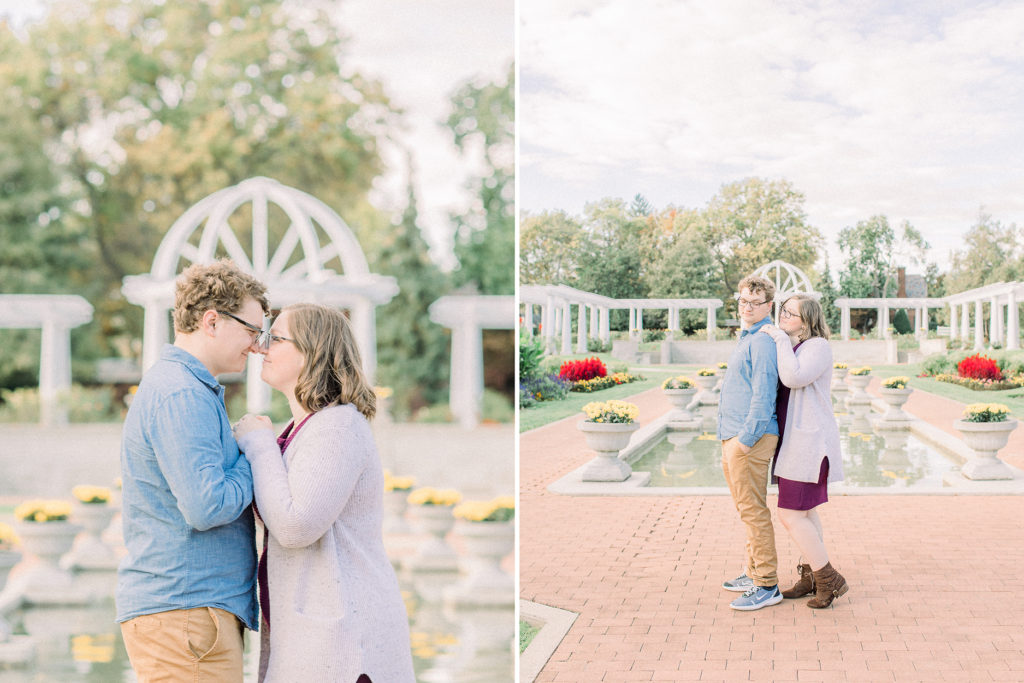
[200,309,219,337]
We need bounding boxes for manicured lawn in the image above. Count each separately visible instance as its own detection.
[520,619,540,653]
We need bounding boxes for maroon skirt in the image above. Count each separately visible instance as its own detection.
[777,457,829,511]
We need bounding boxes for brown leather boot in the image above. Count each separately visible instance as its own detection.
[807,562,849,609]
[781,563,814,599]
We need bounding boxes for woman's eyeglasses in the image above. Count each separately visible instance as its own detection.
[780,308,802,321]
[217,311,294,349]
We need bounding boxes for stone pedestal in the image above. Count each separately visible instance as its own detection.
[63,503,119,571]
[444,521,513,608]
[954,419,1018,480]
[578,421,640,482]
[404,505,459,572]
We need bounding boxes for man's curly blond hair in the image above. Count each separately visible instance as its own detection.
[173,259,270,333]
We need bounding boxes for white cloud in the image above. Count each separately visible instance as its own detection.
[520,0,1024,271]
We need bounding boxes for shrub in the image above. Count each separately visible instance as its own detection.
[642,329,665,343]
[893,309,913,335]
[586,337,612,353]
[519,333,545,380]
[921,354,955,377]
[559,357,607,382]
[958,354,1002,381]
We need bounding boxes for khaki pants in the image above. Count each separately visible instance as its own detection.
[721,434,778,587]
[121,606,244,683]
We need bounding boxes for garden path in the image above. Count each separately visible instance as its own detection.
[520,377,1024,681]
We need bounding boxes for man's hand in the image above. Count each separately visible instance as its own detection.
[233,414,273,442]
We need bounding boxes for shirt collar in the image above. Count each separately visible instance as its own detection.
[740,316,773,337]
[160,344,221,391]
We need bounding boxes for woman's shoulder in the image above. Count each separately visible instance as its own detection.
[799,336,832,353]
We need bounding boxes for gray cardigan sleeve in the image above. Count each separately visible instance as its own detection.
[237,408,366,549]
[771,334,832,389]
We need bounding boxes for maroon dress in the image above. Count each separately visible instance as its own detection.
[774,341,829,511]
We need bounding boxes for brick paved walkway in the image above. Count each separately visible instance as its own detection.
[520,378,1024,681]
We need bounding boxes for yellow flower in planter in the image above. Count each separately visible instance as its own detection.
[717,362,728,369]
[383,470,416,492]
[581,400,638,423]
[833,362,848,369]
[850,366,872,376]
[0,522,19,549]
[374,386,394,399]
[963,403,1011,423]
[72,485,111,504]
[882,376,910,389]
[406,487,462,506]
[453,496,515,522]
[661,375,694,390]
[696,368,716,376]
[14,499,72,522]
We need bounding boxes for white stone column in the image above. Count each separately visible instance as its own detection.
[879,304,889,339]
[916,306,927,338]
[448,321,483,429]
[961,303,970,341]
[974,299,985,350]
[543,296,555,352]
[561,302,572,354]
[523,304,533,337]
[667,308,677,340]
[350,299,376,383]
[949,304,958,341]
[1009,291,1020,350]
[706,306,717,342]
[575,303,587,353]
[987,294,1003,348]
[628,308,636,335]
[600,307,610,343]
[637,308,644,336]
[141,302,170,373]
[589,305,599,339]
[39,319,72,427]
[841,305,851,341]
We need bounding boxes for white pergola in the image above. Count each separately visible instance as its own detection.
[833,297,945,340]
[748,260,818,321]
[945,282,1024,351]
[0,295,93,425]
[429,295,515,429]
[122,177,398,412]
[520,284,722,353]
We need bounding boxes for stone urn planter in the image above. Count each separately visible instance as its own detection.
[694,374,718,401]
[405,504,459,572]
[382,489,415,535]
[831,367,849,394]
[10,520,83,604]
[578,420,640,482]
[954,419,1018,480]
[0,549,21,590]
[847,373,872,399]
[444,520,514,607]
[663,387,699,425]
[878,387,914,422]
[62,502,119,570]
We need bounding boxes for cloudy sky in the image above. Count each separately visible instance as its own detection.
[0,0,513,269]
[519,0,1024,272]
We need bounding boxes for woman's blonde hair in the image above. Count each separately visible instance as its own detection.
[783,294,830,341]
[284,303,376,419]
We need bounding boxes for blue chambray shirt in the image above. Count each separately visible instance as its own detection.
[116,345,258,630]
[716,316,780,448]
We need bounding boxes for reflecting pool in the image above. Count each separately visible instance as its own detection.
[630,415,962,491]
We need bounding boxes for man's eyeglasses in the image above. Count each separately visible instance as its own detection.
[780,308,801,321]
[217,310,296,349]
[737,299,769,309]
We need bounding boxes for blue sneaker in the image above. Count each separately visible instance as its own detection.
[722,574,754,592]
[730,585,783,611]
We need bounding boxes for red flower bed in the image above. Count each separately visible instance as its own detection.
[559,357,607,382]
[957,354,1003,381]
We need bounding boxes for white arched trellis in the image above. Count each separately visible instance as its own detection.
[747,260,817,321]
[122,177,398,412]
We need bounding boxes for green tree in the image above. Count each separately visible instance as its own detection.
[629,193,652,217]
[519,210,582,285]
[814,257,841,333]
[374,177,451,419]
[573,199,646,330]
[702,178,823,311]
[2,0,395,363]
[641,207,718,332]
[837,215,929,298]
[448,64,513,295]
[946,211,1019,293]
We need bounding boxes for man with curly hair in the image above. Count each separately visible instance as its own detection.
[718,274,782,611]
[117,259,270,682]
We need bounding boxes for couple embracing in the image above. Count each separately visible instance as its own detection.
[718,274,850,611]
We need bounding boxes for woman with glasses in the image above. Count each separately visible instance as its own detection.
[233,303,415,682]
[760,294,849,609]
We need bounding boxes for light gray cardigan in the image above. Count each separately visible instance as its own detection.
[238,403,415,683]
[762,330,844,484]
